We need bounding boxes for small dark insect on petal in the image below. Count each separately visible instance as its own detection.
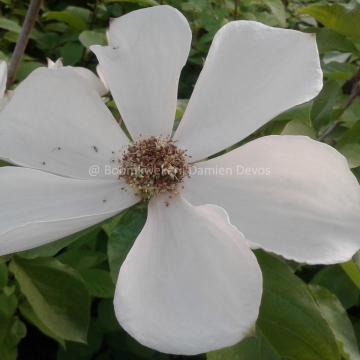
[92,146,99,153]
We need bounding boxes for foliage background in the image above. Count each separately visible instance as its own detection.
[1,0,360,359]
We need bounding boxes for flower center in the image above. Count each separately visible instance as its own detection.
[119,136,189,200]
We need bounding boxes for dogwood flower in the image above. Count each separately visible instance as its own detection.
[47,58,108,96]
[0,4,359,355]
[0,60,9,109]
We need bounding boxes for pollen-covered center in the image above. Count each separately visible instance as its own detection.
[119,136,189,200]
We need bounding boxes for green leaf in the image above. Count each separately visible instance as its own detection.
[0,334,18,360]
[34,32,60,51]
[261,0,287,27]
[10,256,91,343]
[19,300,65,347]
[281,119,316,138]
[43,7,89,31]
[299,4,360,42]
[323,62,357,81]
[0,293,17,345]
[311,265,359,309]
[309,284,360,360]
[104,0,159,5]
[15,61,42,82]
[255,251,340,360]
[0,263,8,288]
[311,80,343,129]
[57,321,104,360]
[316,28,358,54]
[79,30,106,48]
[0,255,10,264]
[337,120,360,147]
[80,269,115,298]
[340,99,360,128]
[59,249,107,270]
[65,6,91,22]
[0,318,27,360]
[0,296,22,360]
[273,102,312,123]
[341,260,360,289]
[60,42,84,65]
[338,143,360,168]
[19,228,95,259]
[106,206,147,282]
[0,344,17,360]
[0,17,21,33]
[8,318,27,346]
[207,337,280,360]
[97,299,119,332]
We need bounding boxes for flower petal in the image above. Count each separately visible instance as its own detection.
[174,21,323,161]
[0,60,7,99]
[72,66,109,97]
[184,135,360,264]
[0,167,138,255]
[115,195,262,355]
[0,67,129,179]
[47,58,108,96]
[91,5,191,139]
[47,58,63,69]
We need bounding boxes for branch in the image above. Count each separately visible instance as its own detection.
[6,0,43,89]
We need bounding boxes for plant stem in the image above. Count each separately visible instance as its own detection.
[6,0,43,89]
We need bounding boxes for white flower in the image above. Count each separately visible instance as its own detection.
[0,4,359,355]
[47,58,109,96]
[0,60,9,109]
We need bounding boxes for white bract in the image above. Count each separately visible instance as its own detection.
[47,58,109,96]
[0,60,8,109]
[0,5,359,355]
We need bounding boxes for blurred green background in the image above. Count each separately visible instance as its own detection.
[1,0,360,359]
